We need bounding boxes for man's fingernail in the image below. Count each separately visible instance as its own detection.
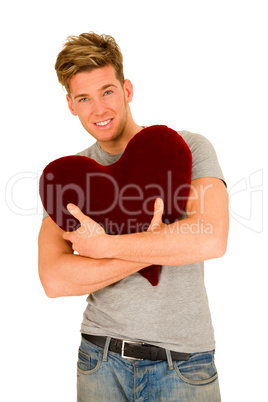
[67,203,74,210]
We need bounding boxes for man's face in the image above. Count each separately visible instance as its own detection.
[66,65,134,153]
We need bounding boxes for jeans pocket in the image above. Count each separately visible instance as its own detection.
[175,351,218,386]
[77,347,102,375]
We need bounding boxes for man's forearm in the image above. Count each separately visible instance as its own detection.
[104,216,228,266]
[59,178,229,276]
[88,178,229,266]
[40,253,149,298]
[38,216,150,298]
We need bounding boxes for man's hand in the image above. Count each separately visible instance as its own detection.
[147,198,165,233]
[62,198,165,259]
[62,203,108,258]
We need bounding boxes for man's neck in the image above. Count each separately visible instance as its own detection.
[98,122,143,155]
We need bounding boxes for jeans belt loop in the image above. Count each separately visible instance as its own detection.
[165,349,174,370]
[103,337,111,362]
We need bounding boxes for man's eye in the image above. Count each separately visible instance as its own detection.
[104,90,112,96]
[79,98,88,102]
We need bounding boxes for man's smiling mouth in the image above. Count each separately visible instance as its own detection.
[95,119,112,127]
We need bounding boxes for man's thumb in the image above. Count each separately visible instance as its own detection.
[67,203,86,223]
[151,198,164,227]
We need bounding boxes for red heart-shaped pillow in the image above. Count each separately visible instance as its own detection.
[39,125,192,286]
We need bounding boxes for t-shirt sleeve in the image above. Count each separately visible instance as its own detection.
[42,207,49,220]
[179,131,226,186]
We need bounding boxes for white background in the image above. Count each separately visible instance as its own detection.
[1,0,267,401]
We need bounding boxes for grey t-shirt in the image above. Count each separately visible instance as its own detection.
[43,130,225,353]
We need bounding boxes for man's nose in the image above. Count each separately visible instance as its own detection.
[92,99,106,116]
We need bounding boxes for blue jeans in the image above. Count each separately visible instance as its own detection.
[77,336,221,401]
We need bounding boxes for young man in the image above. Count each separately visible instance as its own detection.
[38,32,229,401]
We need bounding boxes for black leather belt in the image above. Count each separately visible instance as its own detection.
[82,334,191,361]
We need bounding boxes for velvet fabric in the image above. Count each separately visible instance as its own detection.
[39,125,192,286]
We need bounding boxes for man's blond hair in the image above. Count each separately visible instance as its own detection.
[55,32,124,94]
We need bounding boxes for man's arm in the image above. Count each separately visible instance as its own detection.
[108,177,229,265]
[38,217,150,298]
[65,177,229,265]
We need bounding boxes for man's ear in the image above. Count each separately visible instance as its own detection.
[66,94,77,116]
[124,79,134,103]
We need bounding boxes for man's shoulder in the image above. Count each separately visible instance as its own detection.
[177,130,215,156]
[177,129,225,184]
[178,130,209,146]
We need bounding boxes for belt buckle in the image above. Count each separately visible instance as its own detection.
[121,340,143,360]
